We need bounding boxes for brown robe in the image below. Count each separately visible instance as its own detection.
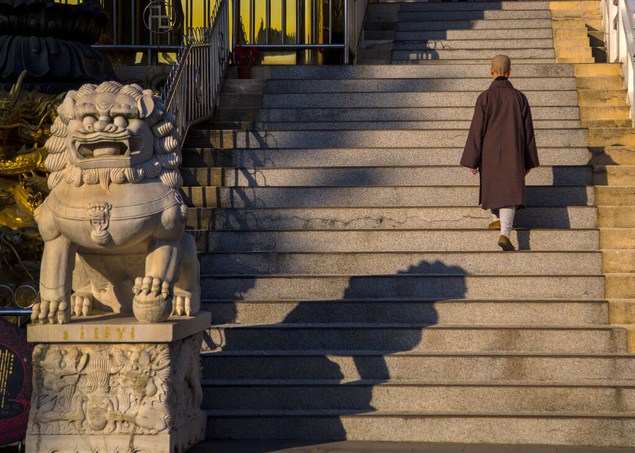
[460,77,540,210]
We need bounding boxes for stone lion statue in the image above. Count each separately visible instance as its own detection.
[32,81,200,324]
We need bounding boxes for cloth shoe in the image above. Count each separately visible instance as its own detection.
[488,219,501,229]
[497,235,515,251]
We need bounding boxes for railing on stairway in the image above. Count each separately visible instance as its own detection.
[234,0,368,64]
[161,0,230,144]
[602,0,635,126]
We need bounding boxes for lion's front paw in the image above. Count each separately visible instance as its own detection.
[31,297,71,324]
[173,290,193,316]
[173,286,201,317]
[133,276,171,299]
[132,277,172,323]
[71,291,95,317]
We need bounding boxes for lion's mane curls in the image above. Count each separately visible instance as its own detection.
[44,82,182,191]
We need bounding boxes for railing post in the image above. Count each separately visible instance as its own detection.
[344,0,350,64]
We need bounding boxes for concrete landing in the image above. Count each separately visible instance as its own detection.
[190,441,635,453]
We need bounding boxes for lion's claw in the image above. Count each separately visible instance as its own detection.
[31,297,70,324]
[71,294,93,317]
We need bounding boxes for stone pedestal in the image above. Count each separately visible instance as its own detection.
[25,312,211,453]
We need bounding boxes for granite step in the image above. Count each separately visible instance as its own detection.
[263,78,576,93]
[201,352,635,381]
[389,48,555,62]
[182,147,591,168]
[182,186,594,210]
[364,38,555,51]
[387,58,556,65]
[396,10,551,21]
[395,19,553,31]
[201,186,596,208]
[202,299,609,327]
[182,166,592,188]
[259,92,578,109]
[255,107,581,123]
[186,129,588,149]
[204,412,635,445]
[206,229,599,252]
[204,206,597,230]
[249,64,574,80]
[203,381,635,413]
[393,29,554,41]
[389,1,551,11]
[255,120,580,131]
[199,251,601,276]
[202,325,624,354]
[201,274,605,300]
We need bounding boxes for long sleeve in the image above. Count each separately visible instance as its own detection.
[523,102,540,170]
[460,92,486,169]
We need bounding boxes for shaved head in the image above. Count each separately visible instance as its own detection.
[491,54,511,76]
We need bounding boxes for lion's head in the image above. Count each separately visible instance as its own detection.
[45,82,182,190]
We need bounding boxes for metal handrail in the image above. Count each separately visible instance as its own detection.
[161,0,230,143]
[234,0,368,64]
[602,0,635,126]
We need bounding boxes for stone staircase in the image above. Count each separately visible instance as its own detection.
[181,0,635,447]
[548,0,635,349]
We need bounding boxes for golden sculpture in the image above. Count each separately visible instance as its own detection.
[0,71,64,295]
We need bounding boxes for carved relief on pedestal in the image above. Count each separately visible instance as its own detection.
[27,334,204,438]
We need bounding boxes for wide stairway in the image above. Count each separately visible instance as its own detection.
[181,0,635,447]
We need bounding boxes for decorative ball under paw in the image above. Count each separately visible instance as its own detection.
[133,294,172,323]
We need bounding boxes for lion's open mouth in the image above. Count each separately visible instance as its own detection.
[73,133,144,161]
[70,131,149,170]
[78,141,130,158]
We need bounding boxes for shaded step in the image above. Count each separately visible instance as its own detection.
[188,166,592,188]
[397,10,551,21]
[205,412,635,445]
[204,381,635,413]
[206,229,599,252]
[203,299,609,327]
[394,1,550,11]
[391,48,555,62]
[255,120,580,131]
[595,166,635,186]
[182,147,591,168]
[394,29,553,41]
[376,38,555,51]
[256,106,581,123]
[590,146,635,166]
[200,251,602,276]
[396,19,553,31]
[264,79,576,93]
[209,186,595,208]
[204,325,624,354]
[202,274,605,300]
[202,351,635,381]
[208,206,597,230]
[188,129,589,149]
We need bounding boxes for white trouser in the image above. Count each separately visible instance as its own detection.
[491,207,516,237]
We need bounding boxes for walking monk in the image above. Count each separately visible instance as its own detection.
[460,54,540,251]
